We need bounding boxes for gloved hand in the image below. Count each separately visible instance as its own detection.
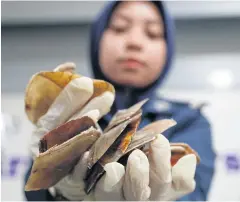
[94,134,197,201]
[28,62,114,201]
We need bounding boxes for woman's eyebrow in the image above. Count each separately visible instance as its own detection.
[113,12,132,23]
[112,12,163,26]
[145,19,162,25]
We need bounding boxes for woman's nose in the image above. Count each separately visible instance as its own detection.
[125,27,144,51]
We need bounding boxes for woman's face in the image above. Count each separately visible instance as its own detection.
[99,1,167,88]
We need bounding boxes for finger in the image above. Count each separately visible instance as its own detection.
[37,77,94,130]
[148,134,172,200]
[72,109,100,123]
[171,154,197,193]
[72,91,115,121]
[54,151,91,200]
[54,62,76,73]
[123,149,151,201]
[94,162,125,201]
[55,175,86,201]
[71,151,90,181]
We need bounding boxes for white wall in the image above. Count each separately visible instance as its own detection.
[2,1,240,25]
[1,94,34,201]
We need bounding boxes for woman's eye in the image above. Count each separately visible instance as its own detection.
[146,29,164,39]
[110,24,128,33]
[109,21,128,33]
[147,25,164,39]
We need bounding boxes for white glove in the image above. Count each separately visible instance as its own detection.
[94,134,197,201]
[28,62,114,201]
[53,151,92,201]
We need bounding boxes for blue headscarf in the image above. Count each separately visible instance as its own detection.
[89,1,175,109]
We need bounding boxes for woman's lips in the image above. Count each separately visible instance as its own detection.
[119,58,145,69]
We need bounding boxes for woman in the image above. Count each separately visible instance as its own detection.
[24,1,216,201]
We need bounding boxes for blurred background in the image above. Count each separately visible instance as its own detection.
[1,1,240,201]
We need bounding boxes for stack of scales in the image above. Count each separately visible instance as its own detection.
[23,69,200,194]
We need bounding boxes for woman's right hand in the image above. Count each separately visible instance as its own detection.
[28,62,114,200]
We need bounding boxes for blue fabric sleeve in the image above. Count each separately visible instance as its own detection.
[170,114,216,201]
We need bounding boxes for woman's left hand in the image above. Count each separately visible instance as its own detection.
[93,134,197,201]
